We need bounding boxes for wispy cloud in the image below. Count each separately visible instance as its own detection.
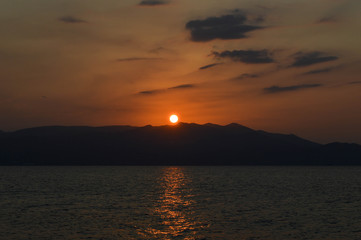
[185,13,263,42]
[117,57,163,62]
[303,67,335,75]
[264,84,322,94]
[232,73,259,81]
[213,50,274,64]
[168,84,195,89]
[317,16,337,24]
[59,16,87,23]
[139,84,196,95]
[139,89,164,95]
[349,81,361,85]
[199,63,223,70]
[138,0,168,6]
[291,52,338,67]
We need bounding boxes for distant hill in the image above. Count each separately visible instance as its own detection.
[0,123,360,165]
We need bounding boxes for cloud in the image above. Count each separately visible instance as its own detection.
[349,81,361,85]
[253,16,266,23]
[317,16,337,24]
[232,73,259,80]
[291,52,338,67]
[168,84,195,89]
[139,89,163,95]
[199,63,223,70]
[213,50,274,64]
[185,14,262,42]
[117,57,163,62]
[139,84,195,95]
[138,0,168,6]
[59,16,87,23]
[303,67,335,75]
[149,47,173,54]
[264,84,322,94]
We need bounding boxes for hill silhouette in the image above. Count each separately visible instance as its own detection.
[0,123,360,165]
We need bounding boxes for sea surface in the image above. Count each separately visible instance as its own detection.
[1,166,361,240]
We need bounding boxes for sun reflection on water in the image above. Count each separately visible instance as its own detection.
[139,167,206,239]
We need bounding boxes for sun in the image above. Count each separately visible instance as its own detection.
[169,114,179,124]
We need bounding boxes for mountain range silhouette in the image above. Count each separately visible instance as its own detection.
[1,123,360,165]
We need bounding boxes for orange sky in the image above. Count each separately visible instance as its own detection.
[1,0,361,143]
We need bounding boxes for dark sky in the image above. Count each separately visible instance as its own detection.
[1,0,361,144]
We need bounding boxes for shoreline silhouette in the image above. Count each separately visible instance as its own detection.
[1,123,360,165]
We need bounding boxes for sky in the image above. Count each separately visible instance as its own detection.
[1,0,361,144]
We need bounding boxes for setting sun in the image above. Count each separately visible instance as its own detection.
[169,114,179,124]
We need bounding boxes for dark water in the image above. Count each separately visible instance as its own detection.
[1,167,361,240]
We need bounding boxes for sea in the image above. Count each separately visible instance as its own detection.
[1,166,361,240]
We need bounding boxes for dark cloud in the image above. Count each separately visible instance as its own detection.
[185,14,262,42]
[139,84,195,95]
[149,47,172,54]
[317,16,337,23]
[59,16,87,23]
[139,89,163,95]
[253,16,265,23]
[232,73,259,80]
[199,63,223,70]
[303,67,335,75]
[264,84,322,94]
[168,84,195,89]
[291,52,338,67]
[117,57,162,62]
[138,0,168,6]
[349,81,361,85]
[213,50,274,64]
